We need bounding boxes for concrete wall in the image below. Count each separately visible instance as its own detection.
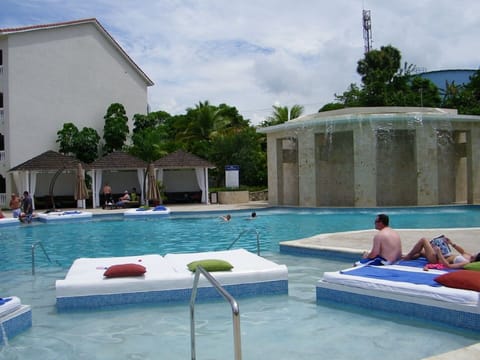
[218,191,249,204]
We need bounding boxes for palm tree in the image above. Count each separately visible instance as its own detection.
[261,104,304,127]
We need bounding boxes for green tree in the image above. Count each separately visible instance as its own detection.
[210,126,267,186]
[175,101,225,158]
[56,123,79,154]
[74,127,100,163]
[440,69,480,115]
[331,83,364,109]
[103,103,129,153]
[132,111,172,134]
[260,104,304,127]
[130,126,169,163]
[330,45,441,109]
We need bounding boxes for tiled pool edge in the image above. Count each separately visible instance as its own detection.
[316,281,480,333]
[279,243,361,262]
[56,280,288,311]
[0,306,32,346]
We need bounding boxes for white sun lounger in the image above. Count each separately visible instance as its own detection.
[316,264,480,332]
[56,249,288,311]
[38,211,93,222]
[0,218,20,227]
[0,297,32,345]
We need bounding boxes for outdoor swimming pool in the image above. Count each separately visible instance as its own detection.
[1,206,480,359]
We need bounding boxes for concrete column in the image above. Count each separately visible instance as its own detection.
[266,135,281,205]
[353,126,376,207]
[416,124,438,205]
[467,128,480,204]
[297,130,316,207]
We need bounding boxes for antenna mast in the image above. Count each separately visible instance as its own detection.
[362,9,372,53]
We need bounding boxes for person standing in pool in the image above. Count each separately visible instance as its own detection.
[20,191,33,223]
[359,214,402,265]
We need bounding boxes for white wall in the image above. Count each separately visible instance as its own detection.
[5,22,149,169]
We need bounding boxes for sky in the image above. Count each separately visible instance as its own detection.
[1,0,479,125]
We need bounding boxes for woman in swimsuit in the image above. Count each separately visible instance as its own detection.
[404,236,480,268]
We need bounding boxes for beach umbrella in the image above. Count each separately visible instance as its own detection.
[74,163,89,208]
[146,163,160,205]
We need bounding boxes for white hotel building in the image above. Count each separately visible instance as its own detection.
[0,18,153,207]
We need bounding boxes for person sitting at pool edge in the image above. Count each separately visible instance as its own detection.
[358,213,402,265]
[102,183,113,207]
[403,236,480,269]
[116,190,131,208]
[10,193,22,218]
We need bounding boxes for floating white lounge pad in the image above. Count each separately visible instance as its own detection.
[317,264,480,331]
[38,211,93,222]
[56,249,288,310]
[0,218,19,226]
[0,297,32,345]
[0,296,21,318]
[124,206,171,216]
[164,249,288,286]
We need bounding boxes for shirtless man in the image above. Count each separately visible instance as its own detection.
[103,183,113,206]
[361,213,402,264]
[9,193,22,218]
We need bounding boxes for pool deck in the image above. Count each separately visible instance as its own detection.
[4,201,480,358]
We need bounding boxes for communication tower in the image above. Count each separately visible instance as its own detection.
[362,9,372,53]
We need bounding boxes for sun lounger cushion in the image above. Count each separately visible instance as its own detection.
[187,259,233,272]
[435,270,480,291]
[104,263,147,278]
[464,261,480,271]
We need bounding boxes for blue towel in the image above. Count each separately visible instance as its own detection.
[397,257,429,268]
[154,206,167,211]
[341,266,442,287]
[0,297,12,306]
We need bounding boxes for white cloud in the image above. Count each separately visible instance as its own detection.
[2,0,480,124]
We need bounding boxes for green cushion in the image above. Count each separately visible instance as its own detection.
[187,259,233,272]
[464,261,480,271]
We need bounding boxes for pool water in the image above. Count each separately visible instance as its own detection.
[3,206,480,272]
[1,206,480,359]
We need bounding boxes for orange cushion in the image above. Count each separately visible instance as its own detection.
[435,270,480,291]
[104,263,146,278]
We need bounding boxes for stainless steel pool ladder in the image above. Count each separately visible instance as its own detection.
[227,228,260,255]
[190,265,242,360]
[31,241,53,275]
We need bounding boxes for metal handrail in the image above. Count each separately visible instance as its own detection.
[227,228,261,255]
[31,241,53,275]
[190,266,242,360]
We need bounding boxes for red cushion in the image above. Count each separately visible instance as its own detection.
[104,263,146,278]
[435,270,480,291]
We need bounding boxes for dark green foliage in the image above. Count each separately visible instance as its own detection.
[56,123,79,154]
[75,127,101,163]
[329,45,442,109]
[260,105,304,127]
[56,122,99,163]
[103,103,129,154]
